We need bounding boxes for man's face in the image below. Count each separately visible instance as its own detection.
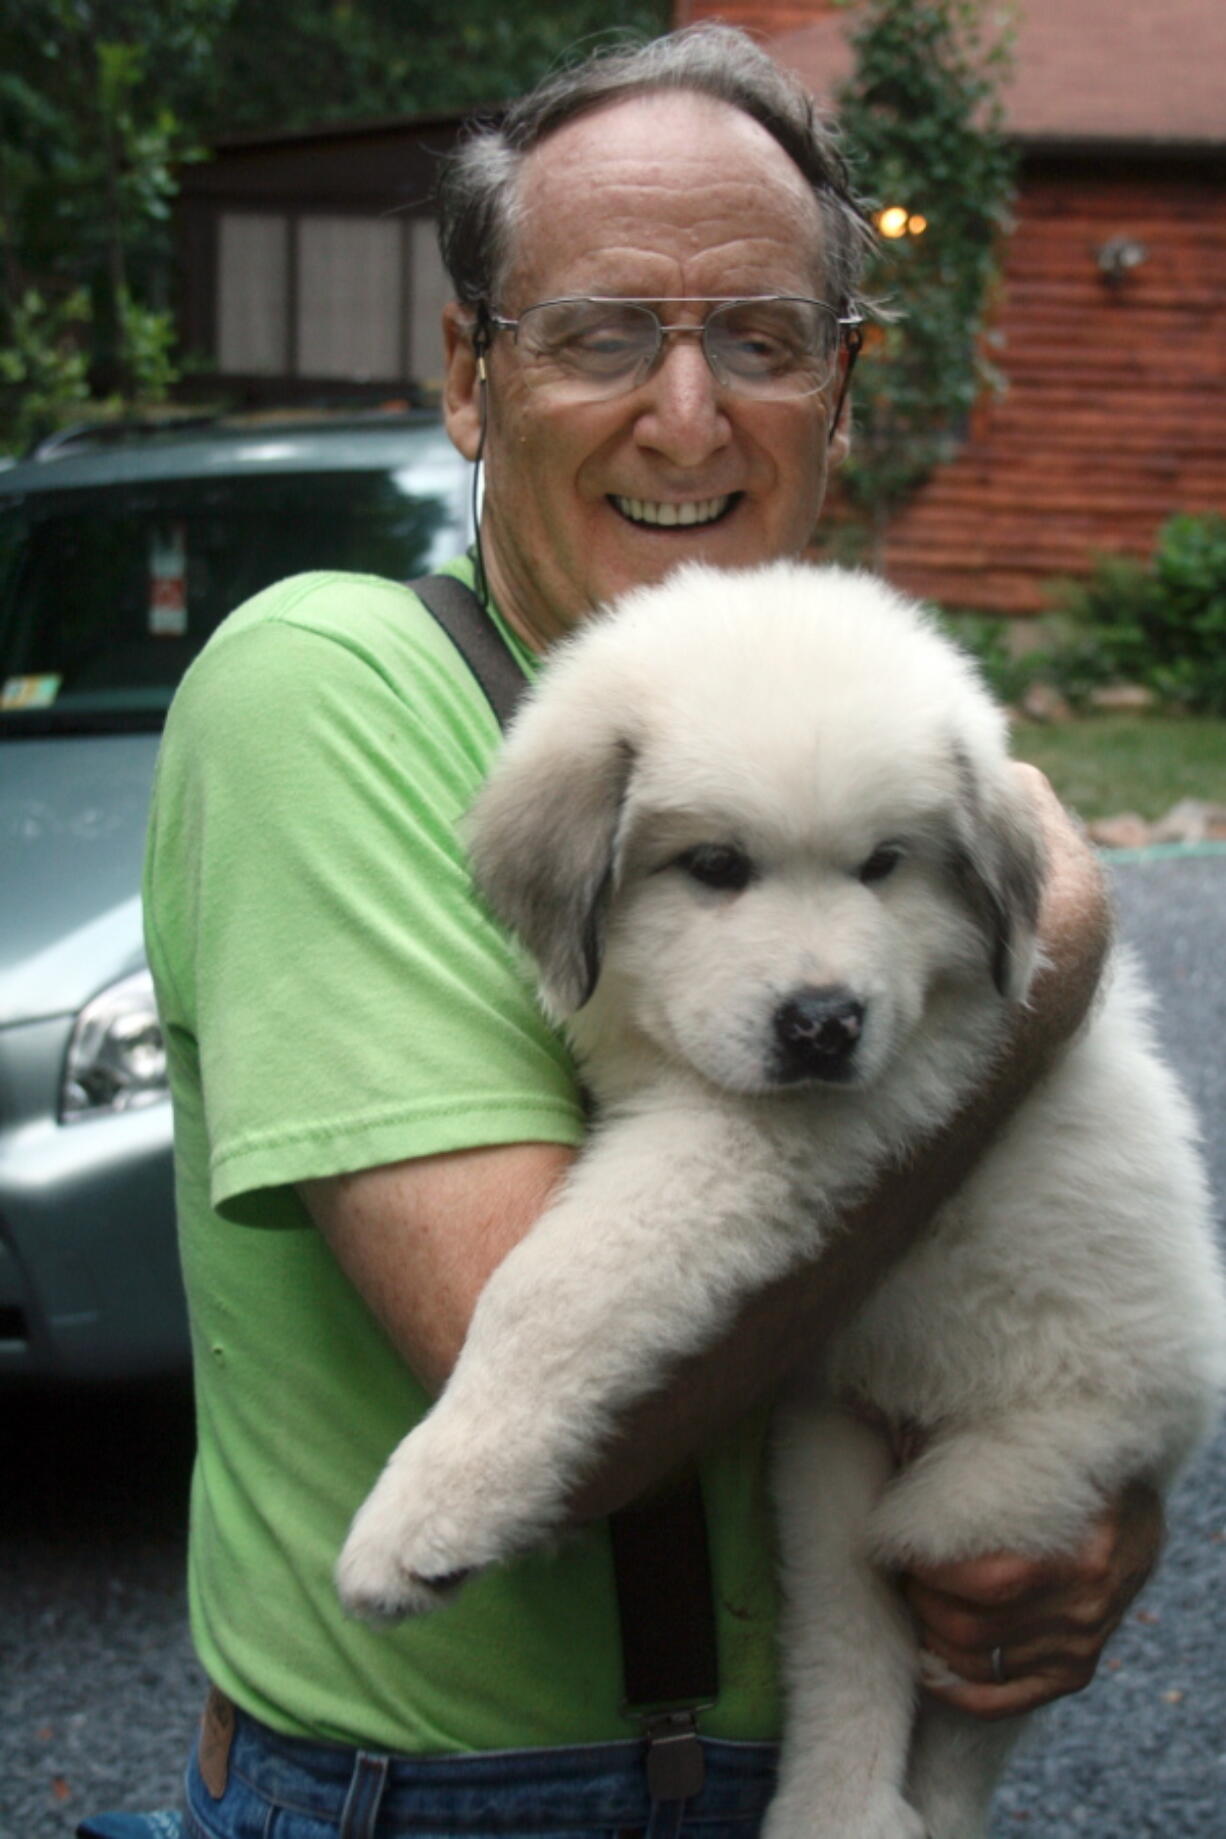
[444,93,848,650]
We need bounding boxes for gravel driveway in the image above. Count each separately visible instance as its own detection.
[2,852,1223,1839]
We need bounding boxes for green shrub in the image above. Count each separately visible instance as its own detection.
[1044,514,1226,715]
[0,290,93,455]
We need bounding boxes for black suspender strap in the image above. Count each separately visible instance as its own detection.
[408,572,720,1799]
[408,571,529,728]
[607,1468,720,1799]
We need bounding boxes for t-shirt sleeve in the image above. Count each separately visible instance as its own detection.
[143,576,584,1222]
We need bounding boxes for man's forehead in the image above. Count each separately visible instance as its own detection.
[506,91,825,296]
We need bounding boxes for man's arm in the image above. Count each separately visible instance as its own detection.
[303,1137,575,1396]
[302,771,1160,1705]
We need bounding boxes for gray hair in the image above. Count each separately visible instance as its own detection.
[436,24,873,320]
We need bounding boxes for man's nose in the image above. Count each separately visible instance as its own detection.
[632,332,731,467]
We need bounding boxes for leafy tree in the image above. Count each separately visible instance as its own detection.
[832,0,1018,559]
[1,0,233,439]
[198,1,669,139]
[0,287,92,454]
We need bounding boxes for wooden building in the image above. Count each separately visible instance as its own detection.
[678,0,1226,613]
[175,111,469,407]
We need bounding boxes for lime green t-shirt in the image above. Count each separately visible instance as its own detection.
[142,558,782,1754]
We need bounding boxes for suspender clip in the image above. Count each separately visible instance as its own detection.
[639,1707,708,1802]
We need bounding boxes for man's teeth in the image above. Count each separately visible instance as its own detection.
[613,495,732,528]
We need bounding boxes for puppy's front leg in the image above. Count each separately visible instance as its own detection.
[765,1402,927,1839]
[337,1105,816,1621]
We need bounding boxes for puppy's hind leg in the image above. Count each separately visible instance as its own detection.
[907,1700,1029,1839]
[865,1408,1132,1838]
[765,1402,927,1839]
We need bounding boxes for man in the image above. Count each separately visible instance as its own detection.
[139,26,1160,1839]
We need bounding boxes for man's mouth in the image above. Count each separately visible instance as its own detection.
[610,494,737,529]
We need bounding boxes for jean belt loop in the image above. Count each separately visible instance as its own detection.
[338,1751,391,1839]
[643,1787,687,1839]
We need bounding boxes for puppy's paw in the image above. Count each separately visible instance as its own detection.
[766,1786,927,1839]
[917,1648,966,1692]
[333,1430,491,1623]
[335,1494,480,1623]
[335,1540,473,1623]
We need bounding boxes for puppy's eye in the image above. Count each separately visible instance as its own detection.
[859,843,904,885]
[674,843,754,891]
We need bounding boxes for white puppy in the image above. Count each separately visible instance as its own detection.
[337,562,1226,1839]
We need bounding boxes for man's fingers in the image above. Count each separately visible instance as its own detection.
[917,1628,1106,1723]
[903,1484,1162,1649]
[903,1566,1120,1655]
[920,1663,1099,1724]
[899,1488,1167,1721]
[905,1546,1075,1613]
[917,1622,1108,1690]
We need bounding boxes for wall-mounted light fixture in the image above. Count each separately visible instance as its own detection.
[1096,234,1149,285]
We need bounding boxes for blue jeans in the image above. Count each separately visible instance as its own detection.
[83,1699,780,1839]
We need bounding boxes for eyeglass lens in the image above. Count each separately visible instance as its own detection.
[514,299,841,399]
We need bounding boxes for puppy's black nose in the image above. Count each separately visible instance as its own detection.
[773,986,865,1083]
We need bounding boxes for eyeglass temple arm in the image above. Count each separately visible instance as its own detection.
[829,321,863,439]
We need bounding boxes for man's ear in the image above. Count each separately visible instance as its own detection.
[443,301,483,462]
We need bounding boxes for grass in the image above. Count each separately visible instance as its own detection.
[1012,715,1226,822]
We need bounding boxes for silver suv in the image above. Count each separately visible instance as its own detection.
[0,410,472,1381]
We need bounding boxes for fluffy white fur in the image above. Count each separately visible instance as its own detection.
[336,562,1226,1839]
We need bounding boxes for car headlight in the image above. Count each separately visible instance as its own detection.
[61,968,169,1121]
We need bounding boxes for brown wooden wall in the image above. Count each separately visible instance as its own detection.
[872,159,1226,614]
[674,0,831,29]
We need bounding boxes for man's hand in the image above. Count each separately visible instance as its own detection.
[903,1481,1165,1719]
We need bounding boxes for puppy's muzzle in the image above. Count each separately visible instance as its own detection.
[772,985,865,1084]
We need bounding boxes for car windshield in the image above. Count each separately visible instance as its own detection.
[0,459,467,735]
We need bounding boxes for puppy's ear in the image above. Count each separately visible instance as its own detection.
[947,742,1046,1000]
[467,689,639,1018]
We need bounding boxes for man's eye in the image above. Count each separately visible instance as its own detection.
[859,844,904,885]
[674,844,754,891]
[739,329,797,362]
[570,327,637,357]
[562,335,641,376]
[550,311,651,373]
[717,308,811,375]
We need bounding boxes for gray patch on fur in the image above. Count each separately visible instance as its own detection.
[469,734,638,1015]
[947,738,1044,998]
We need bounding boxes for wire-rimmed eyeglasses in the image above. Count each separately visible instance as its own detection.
[477,296,863,408]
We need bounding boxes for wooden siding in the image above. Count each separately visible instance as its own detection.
[674,0,826,29]
[876,162,1226,613]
